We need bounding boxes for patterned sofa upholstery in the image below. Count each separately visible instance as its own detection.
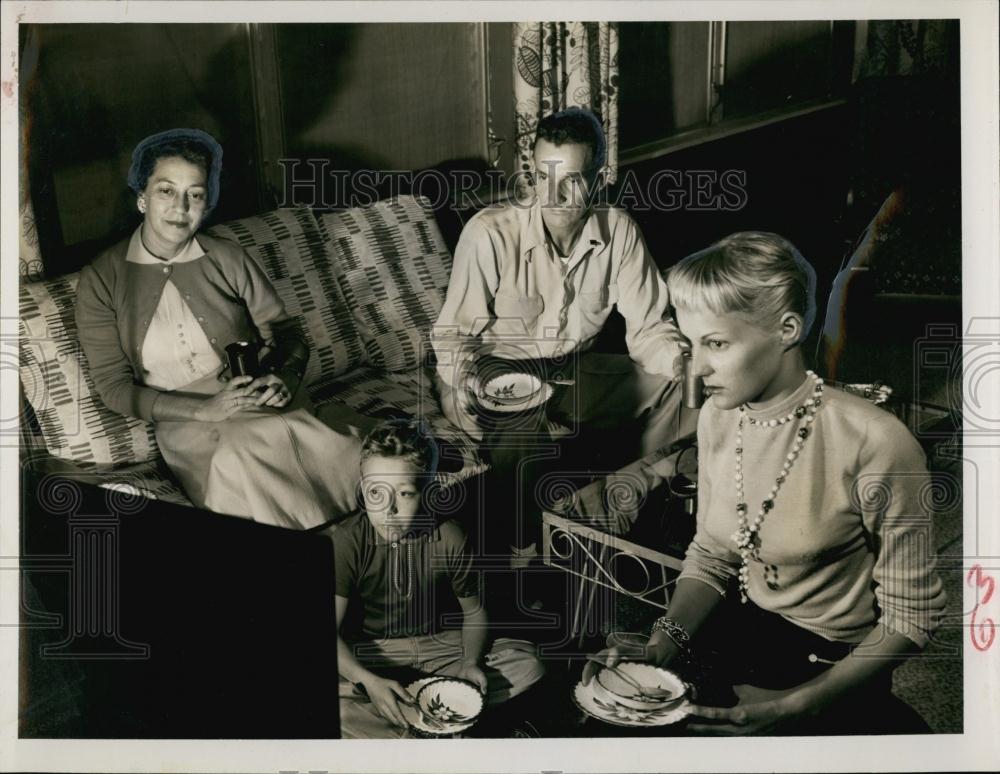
[19,195,486,511]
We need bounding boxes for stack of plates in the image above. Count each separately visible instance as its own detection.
[574,662,691,728]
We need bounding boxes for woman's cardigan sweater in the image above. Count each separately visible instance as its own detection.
[75,230,309,422]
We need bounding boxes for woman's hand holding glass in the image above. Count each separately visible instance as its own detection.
[193,375,260,421]
[190,373,296,422]
[249,372,296,408]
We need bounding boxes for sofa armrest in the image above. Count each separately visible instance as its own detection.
[21,447,193,509]
[19,385,48,455]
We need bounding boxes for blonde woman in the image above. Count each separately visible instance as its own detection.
[585,232,946,734]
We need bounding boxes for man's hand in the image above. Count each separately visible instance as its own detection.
[686,684,807,735]
[440,374,484,441]
[359,675,413,729]
[456,663,489,693]
[551,473,641,535]
[672,350,688,382]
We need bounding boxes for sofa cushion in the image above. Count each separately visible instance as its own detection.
[19,274,160,466]
[206,208,365,387]
[316,196,453,372]
[309,367,487,487]
[24,450,194,509]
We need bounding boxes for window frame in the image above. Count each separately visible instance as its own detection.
[618,20,856,167]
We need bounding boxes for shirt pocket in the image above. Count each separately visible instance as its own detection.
[578,283,619,329]
[493,290,544,335]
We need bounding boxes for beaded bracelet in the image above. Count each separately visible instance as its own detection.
[650,616,691,652]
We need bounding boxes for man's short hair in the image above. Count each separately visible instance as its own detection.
[533,107,607,178]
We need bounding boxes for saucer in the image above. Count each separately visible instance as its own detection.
[400,677,476,736]
[572,679,691,728]
[481,372,544,404]
[595,662,687,711]
[477,382,554,413]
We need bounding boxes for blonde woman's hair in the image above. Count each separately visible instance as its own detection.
[666,231,817,341]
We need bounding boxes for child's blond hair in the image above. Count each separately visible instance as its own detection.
[666,231,817,341]
[360,418,439,477]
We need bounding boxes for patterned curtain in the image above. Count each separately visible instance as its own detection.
[19,27,43,281]
[512,22,619,191]
[853,20,958,81]
[20,191,43,281]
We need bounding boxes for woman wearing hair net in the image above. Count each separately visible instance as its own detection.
[76,128,370,529]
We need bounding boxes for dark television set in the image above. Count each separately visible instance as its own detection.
[19,471,340,739]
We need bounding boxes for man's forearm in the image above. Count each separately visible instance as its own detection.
[432,331,480,389]
[626,329,685,379]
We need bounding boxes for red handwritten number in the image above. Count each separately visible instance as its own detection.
[967,564,996,652]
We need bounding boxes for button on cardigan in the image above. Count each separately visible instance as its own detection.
[76,228,309,422]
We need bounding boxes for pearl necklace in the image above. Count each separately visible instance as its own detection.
[732,370,825,603]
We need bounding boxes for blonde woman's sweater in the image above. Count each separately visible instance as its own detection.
[679,376,947,647]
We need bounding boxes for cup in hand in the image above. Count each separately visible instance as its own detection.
[682,353,704,410]
[225,340,260,378]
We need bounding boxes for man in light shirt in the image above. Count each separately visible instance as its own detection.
[431,108,697,562]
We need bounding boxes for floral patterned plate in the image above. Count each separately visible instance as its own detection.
[478,373,554,413]
[400,677,478,737]
[573,678,691,728]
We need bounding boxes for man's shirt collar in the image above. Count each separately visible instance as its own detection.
[522,199,607,261]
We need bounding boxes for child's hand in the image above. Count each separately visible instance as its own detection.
[456,663,488,693]
[361,676,413,728]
